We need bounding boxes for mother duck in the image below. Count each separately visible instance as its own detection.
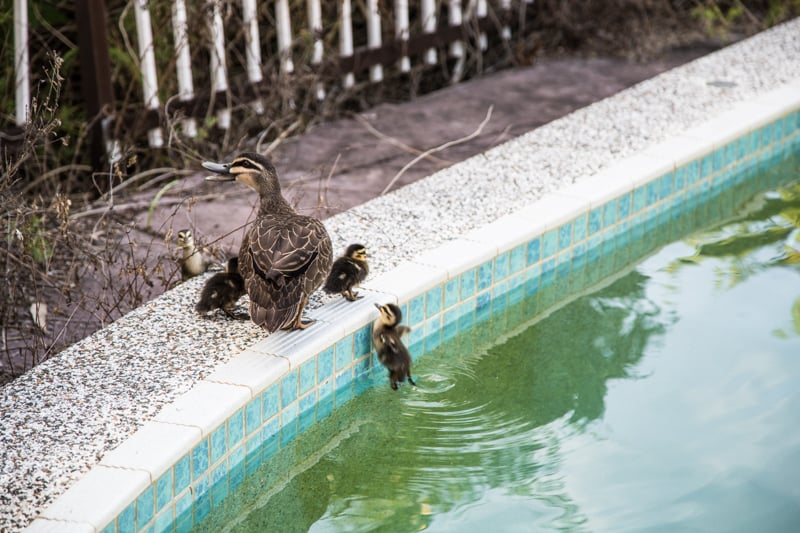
[203,152,332,333]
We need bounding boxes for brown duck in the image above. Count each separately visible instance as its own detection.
[203,153,333,332]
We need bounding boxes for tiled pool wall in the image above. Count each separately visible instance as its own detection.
[30,96,800,533]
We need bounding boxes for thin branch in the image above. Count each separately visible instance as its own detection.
[351,112,451,165]
[381,105,493,195]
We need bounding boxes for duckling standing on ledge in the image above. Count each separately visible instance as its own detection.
[373,303,416,390]
[323,244,368,301]
[203,153,333,333]
[195,257,248,319]
[176,229,208,280]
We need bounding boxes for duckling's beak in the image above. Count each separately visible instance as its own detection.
[202,161,235,181]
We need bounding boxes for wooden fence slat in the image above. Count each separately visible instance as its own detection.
[209,0,231,129]
[366,0,383,82]
[421,0,437,65]
[276,0,294,73]
[13,0,29,126]
[394,0,410,72]
[242,0,264,113]
[134,0,163,147]
[339,0,355,88]
[477,0,488,50]
[307,0,326,99]
[171,0,197,136]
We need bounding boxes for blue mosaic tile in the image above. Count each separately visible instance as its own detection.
[646,179,660,206]
[426,286,443,317]
[299,390,317,413]
[659,172,673,199]
[588,207,603,233]
[228,409,244,449]
[194,493,211,523]
[457,301,476,330]
[700,153,714,179]
[101,522,115,533]
[155,469,173,513]
[281,370,299,408]
[228,443,245,470]
[299,359,316,395]
[175,490,192,521]
[685,160,699,185]
[261,417,280,448]
[712,146,724,171]
[210,425,227,465]
[154,507,173,533]
[509,244,526,274]
[174,454,191,495]
[408,294,425,325]
[211,460,228,487]
[335,368,353,392]
[526,237,541,265]
[317,347,334,383]
[335,336,353,371]
[674,166,686,190]
[262,383,280,420]
[118,502,135,533]
[737,135,749,159]
[245,397,261,435]
[572,214,588,244]
[191,439,209,479]
[176,515,192,533]
[354,355,371,378]
[557,222,572,251]
[603,199,618,226]
[318,393,335,420]
[136,485,155,528]
[354,325,372,357]
[724,141,737,168]
[494,252,510,280]
[632,187,646,213]
[230,462,245,491]
[318,375,334,400]
[760,123,773,147]
[443,278,460,308]
[492,280,509,299]
[477,261,493,291]
[542,229,558,258]
[282,400,299,427]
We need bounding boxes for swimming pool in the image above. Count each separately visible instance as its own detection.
[192,156,800,531]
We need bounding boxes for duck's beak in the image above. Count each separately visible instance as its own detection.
[374,303,382,311]
[202,161,235,181]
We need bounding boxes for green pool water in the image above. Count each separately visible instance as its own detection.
[197,158,800,532]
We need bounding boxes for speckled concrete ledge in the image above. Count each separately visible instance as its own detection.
[3,18,799,533]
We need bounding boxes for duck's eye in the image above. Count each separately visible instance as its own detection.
[235,159,258,170]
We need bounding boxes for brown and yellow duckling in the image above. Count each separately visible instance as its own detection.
[176,228,208,280]
[323,244,368,301]
[373,302,416,390]
[202,152,333,333]
[195,256,247,319]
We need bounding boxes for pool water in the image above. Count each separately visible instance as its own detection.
[196,159,800,532]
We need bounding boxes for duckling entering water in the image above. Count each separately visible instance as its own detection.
[373,302,416,390]
[176,229,208,280]
[323,244,368,301]
[195,257,248,319]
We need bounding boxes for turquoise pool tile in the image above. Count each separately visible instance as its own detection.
[211,460,227,487]
[700,153,713,179]
[154,508,173,533]
[354,325,372,357]
[443,307,459,327]
[760,122,773,147]
[118,503,135,533]
[191,439,209,479]
[176,515,192,533]
[426,286,443,317]
[261,416,280,446]
[299,389,317,413]
[211,464,229,504]
[492,279,509,299]
[282,399,299,427]
[477,261,493,290]
[632,187,646,213]
[408,294,425,325]
[494,252,510,280]
[685,160,699,185]
[136,485,155,529]
[526,237,541,265]
[335,368,353,392]
[603,199,618,227]
[174,454,191,495]
[155,469,173,513]
[175,490,192,522]
[712,146,724,171]
[724,141,737,167]
[318,375,334,400]
[230,462,245,491]
[281,370,299,408]
[509,244,526,274]
[101,522,115,533]
[245,397,261,436]
[616,194,631,222]
[194,493,211,523]
[646,179,660,206]
[588,206,603,233]
[262,382,280,420]
[317,347,334,383]
[210,425,227,465]
[659,172,673,199]
[460,268,477,300]
[228,409,244,449]
[443,278,460,308]
[737,135,749,159]
[354,354,371,378]
[674,166,686,190]
[542,229,558,258]
[299,358,316,394]
[557,222,572,250]
[774,117,785,140]
[335,336,353,371]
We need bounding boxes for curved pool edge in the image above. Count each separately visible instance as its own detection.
[20,21,800,533]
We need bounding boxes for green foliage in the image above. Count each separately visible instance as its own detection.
[690,1,747,39]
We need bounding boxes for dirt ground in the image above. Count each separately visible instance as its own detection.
[1,43,721,382]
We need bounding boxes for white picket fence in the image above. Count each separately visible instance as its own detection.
[11,0,534,152]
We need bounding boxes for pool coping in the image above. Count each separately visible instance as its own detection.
[18,20,800,533]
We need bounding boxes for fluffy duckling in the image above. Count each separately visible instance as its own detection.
[373,302,416,390]
[203,153,333,333]
[323,244,368,301]
[195,257,247,319]
[176,229,208,280]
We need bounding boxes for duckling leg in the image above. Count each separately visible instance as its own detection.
[343,289,362,301]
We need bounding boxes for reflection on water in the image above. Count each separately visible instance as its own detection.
[198,160,800,533]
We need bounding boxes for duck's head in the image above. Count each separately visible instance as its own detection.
[202,152,279,194]
[176,229,194,248]
[374,302,402,326]
[345,244,367,262]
